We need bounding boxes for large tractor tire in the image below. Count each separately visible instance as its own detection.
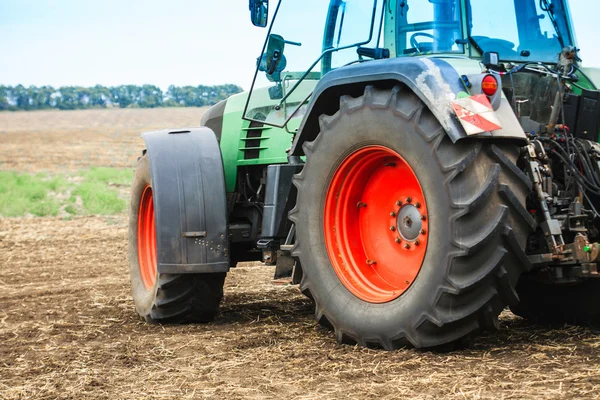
[290,85,534,349]
[128,153,226,323]
[511,277,600,324]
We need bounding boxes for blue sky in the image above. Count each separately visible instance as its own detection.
[1,0,598,91]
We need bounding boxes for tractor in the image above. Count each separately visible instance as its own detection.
[128,0,600,349]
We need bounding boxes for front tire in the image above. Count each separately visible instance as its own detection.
[290,85,534,349]
[128,153,226,323]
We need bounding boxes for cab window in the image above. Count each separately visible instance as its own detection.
[396,0,464,55]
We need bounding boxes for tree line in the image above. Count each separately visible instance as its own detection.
[0,84,244,111]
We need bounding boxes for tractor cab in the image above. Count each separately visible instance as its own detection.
[244,0,577,130]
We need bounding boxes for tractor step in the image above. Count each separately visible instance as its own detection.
[274,253,295,280]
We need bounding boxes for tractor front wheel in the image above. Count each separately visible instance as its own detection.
[290,85,533,349]
[128,153,226,323]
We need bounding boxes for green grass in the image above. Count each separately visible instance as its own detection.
[0,172,66,217]
[73,167,132,215]
[0,168,132,217]
[72,181,126,215]
[64,204,77,215]
[79,167,132,185]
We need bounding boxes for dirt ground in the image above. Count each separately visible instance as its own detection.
[0,108,206,172]
[1,109,600,399]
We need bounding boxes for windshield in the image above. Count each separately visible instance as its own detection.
[469,0,573,63]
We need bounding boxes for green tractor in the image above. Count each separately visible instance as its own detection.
[128,0,600,349]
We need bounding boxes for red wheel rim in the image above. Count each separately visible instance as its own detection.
[324,145,429,303]
[138,185,157,289]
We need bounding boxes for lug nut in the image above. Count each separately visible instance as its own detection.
[395,238,401,244]
[390,226,396,231]
[390,211,396,217]
[415,202,421,209]
[421,215,427,221]
[406,197,412,203]
[414,239,420,246]
[396,200,402,206]
[420,229,426,235]
[404,243,411,249]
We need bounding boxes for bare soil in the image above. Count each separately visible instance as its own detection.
[0,108,206,172]
[1,109,600,399]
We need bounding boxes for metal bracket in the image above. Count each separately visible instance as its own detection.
[183,231,207,238]
[526,142,566,253]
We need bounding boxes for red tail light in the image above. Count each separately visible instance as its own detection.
[482,75,498,96]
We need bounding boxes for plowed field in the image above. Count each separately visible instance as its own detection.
[1,109,599,399]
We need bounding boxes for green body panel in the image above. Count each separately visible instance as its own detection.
[219,81,316,192]
[575,67,600,91]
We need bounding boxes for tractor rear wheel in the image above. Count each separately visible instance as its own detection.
[290,85,534,349]
[511,277,600,324]
[128,153,226,323]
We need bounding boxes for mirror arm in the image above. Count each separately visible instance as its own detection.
[284,40,302,47]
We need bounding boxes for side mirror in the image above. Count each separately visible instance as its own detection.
[265,34,286,76]
[257,34,286,83]
[249,0,269,28]
[257,34,301,82]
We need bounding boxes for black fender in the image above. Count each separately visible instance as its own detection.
[290,57,527,156]
[141,127,229,274]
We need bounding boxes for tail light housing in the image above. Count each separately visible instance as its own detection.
[482,75,499,96]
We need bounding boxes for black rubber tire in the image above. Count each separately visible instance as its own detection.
[290,85,535,349]
[128,153,226,323]
[511,277,600,324]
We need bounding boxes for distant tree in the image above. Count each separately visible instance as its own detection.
[56,86,78,110]
[75,87,92,108]
[25,86,55,109]
[162,98,178,107]
[110,85,143,108]
[139,85,163,108]
[13,85,31,110]
[165,85,188,106]
[41,86,56,109]
[0,86,9,111]
[0,84,243,111]
[126,85,143,107]
[109,85,133,108]
[89,85,111,108]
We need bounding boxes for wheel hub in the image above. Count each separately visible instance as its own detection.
[324,145,429,303]
[397,204,422,241]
